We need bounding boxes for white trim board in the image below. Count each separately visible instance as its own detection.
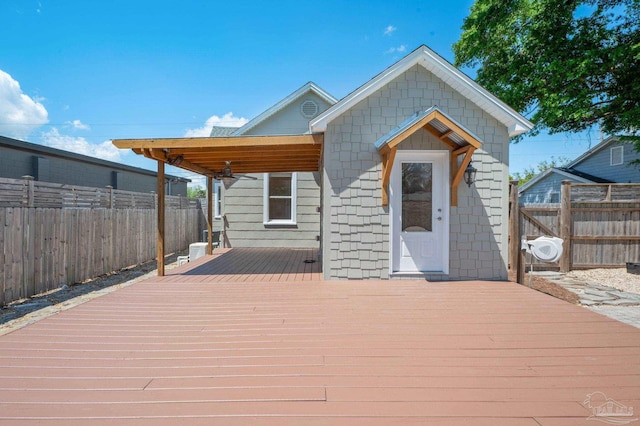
[310,45,533,137]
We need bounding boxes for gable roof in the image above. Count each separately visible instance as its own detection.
[310,45,533,137]
[374,106,483,151]
[518,167,611,194]
[209,126,237,137]
[233,82,337,136]
[566,136,621,168]
[557,167,613,183]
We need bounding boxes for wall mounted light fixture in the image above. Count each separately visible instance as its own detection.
[464,161,477,187]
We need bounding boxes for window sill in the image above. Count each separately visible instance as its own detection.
[263,221,297,228]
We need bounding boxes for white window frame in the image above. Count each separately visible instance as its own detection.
[610,146,624,166]
[263,172,297,225]
[548,191,560,203]
[214,181,222,218]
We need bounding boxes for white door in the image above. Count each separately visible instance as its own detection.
[390,151,449,274]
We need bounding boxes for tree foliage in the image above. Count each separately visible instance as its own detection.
[186,185,206,199]
[454,0,640,145]
[509,156,571,186]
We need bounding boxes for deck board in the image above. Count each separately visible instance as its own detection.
[0,249,638,424]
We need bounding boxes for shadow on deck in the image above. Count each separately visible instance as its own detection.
[161,247,322,282]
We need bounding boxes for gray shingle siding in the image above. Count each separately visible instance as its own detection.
[322,65,510,281]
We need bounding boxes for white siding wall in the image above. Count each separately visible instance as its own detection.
[322,65,510,280]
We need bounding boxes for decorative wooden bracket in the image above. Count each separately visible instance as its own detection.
[450,145,476,207]
[381,146,397,206]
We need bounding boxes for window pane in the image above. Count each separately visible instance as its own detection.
[269,198,292,220]
[269,176,291,196]
[402,163,432,232]
[216,184,222,216]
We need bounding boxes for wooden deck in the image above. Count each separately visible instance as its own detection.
[161,247,322,282]
[0,249,639,424]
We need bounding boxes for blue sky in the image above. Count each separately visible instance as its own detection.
[0,0,603,185]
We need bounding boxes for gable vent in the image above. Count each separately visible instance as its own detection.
[300,100,319,118]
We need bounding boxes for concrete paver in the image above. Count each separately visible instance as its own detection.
[536,273,640,329]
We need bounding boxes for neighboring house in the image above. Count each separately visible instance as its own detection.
[209,82,337,248]
[115,45,534,281]
[519,136,640,204]
[0,135,189,195]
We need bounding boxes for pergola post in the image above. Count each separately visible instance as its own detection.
[157,160,165,276]
[206,176,213,255]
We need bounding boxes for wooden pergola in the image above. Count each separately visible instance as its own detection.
[112,134,323,276]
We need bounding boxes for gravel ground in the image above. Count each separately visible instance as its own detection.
[566,268,640,295]
[0,254,182,335]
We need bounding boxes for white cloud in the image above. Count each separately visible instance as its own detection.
[384,25,396,36]
[385,44,407,54]
[66,119,90,130]
[41,128,122,162]
[184,112,249,137]
[0,69,48,139]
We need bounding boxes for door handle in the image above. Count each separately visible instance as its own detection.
[436,217,442,221]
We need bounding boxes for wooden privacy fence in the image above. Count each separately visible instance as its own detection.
[509,181,640,273]
[0,177,204,305]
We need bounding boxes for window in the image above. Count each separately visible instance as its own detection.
[610,146,624,166]
[549,191,560,203]
[263,172,297,224]
[214,181,222,218]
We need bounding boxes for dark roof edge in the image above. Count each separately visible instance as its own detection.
[0,135,190,182]
[557,167,614,183]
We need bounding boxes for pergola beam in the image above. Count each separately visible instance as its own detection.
[113,134,323,149]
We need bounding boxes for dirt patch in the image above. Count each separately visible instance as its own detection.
[508,270,580,305]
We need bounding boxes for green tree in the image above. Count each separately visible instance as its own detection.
[453,0,640,148]
[509,156,571,186]
[186,185,206,199]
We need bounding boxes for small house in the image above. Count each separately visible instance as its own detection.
[114,45,533,281]
[519,136,640,204]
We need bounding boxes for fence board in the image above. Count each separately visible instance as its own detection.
[0,209,5,305]
[0,177,204,306]
[511,182,640,271]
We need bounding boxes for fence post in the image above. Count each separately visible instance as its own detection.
[106,185,114,209]
[22,175,35,207]
[559,180,572,273]
[509,180,519,271]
